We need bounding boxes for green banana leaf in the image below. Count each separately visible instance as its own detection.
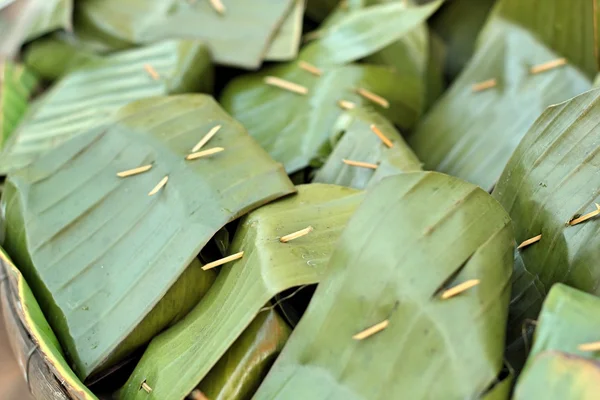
[264,0,304,61]
[1,63,38,147]
[75,0,295,69]
[221,63,419,174]
[0,248,97,400]
[523,284,600,370]
[492,88,600,353]
[119,184,364,400]
[490,0,597,78]
[514,352,600,400]
[429,0,496,80]
[27,0,72,40]
[0,0,71,57]
[409,18,591,190]
[254,171,514,399]
[313,107,422,189]
[23,33,101,81]
[0,39,212,172]
[0,94,295,379]
[300,1,441,66]
[196,310,291,400]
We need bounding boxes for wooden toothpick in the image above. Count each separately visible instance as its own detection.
[356,88,390,108]
[186,147,225,161]
[144,64,159,80]
[191,125,222,153]
[202,251,244,270]
[530,58,567,74]
[370,124,394,148]
[578,341,600,352]
[517,234,542,249]
[353,319,389,340]
[342,159,378,169]
[472,78,497,92]
[280,226,314,243]
[298,61,322,77]
[441,279,480,300]
[337,100,356,110]
[190,390,210,400]
[117,164,152,178]
[568,204,600,226]
[264,76,308,95]
[140,380,153,393]
[209,0,226,14]
[148,176,168,196]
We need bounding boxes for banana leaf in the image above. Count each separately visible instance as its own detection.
[196,310,291,400]
[254,171,514,399]
[75,0,295,69]
[264,0,304,61]
[0,248,97,399]
[300,1,441,66]
[222,63,419,174]
[514,352,600,400]
[429,0,496,80]
[409,18,591,190]
[23,33,101,81]
[490,0,597,78]
[0,0,72,57]
[119,184,364,400]
[313,107,422,189]
[26,0,72,40]
[0,39,212,172]
[492,88,600,353]
[523,284,600,370]
[0,94,295,379]
[1,63,38,147]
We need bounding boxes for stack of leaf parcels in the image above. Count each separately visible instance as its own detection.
[0,1,598,399]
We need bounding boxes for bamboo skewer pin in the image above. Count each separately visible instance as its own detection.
[337,100,356,110]
[144,64,159,80]
[190,390,210,400]
[569,204,600,226]
[353,320,389,340]
[356,88,390,108]
[209,0,226,14]
[342,159,378,169]
[191,125,222,153]
[517,234,542,249]
[140,380,153,393]
[370,124,394,148]
[186,147,225,161]
[148,176,168,196]
[441,279,480,300]
[530,58,567,74]
[280,226,313,243]
[117,164,152,178]
[202,251,244,271]
[298,61,322,76]
[472,78,497,92]
[264,76,308,95]
[578,341,600,352]
[302,30,322,43]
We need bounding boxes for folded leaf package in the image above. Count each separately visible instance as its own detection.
[514,352,600,400]
[120,184,363,400]
[492,88,600,351]
[0,94,295,379]
[254,172,514,399]
[0,39,213,172]
[409,14,591,190]
[313,107,422,190]
[221,1,442,174]
[76,0,296,69]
